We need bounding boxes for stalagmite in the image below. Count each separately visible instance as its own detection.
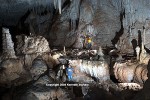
[98,46,104,56]
[135,46,140,61]
[63,46,66,55]
[2,27,16,59]
[140,42,147,63]
[97,46,104,60]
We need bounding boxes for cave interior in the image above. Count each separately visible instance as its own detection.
[0,0,150,100]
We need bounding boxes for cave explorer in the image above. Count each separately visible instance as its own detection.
[66,63,73,81]
[59,64,66,80]
[86,36,92,49]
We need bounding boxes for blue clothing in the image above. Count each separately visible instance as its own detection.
[66,67,73,81]
[68,75,73,81]
[66,67,73,76]
[87,43,92,49]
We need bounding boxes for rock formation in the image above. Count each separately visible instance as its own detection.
[2,27,16,59]
[30,56,48,80]
[69,59,110,82]
[0,58,31,87]
[16,35,50,55]
[113,62,148,84]
[1,0,150,100]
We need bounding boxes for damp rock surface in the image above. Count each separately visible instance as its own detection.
[30,57,48,80]
[0,58,31,87]
[16,35,50,55]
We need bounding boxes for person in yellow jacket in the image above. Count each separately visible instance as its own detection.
[86,36,92,49]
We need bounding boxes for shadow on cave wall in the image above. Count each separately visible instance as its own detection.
[131,39,137,56]
[111,9,125,46]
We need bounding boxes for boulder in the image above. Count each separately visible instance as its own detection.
[16,35,50,55]
[15,86,71,100]
[30,57,48,80]
[0,58,31,87]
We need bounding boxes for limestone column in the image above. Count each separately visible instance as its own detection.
[2,27,16,58]
[135,46,140,61]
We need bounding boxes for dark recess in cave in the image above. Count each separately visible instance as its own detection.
[138,30,142,49]
[131,39,137,56]
[111,9,125,45]
[62,0,71,9]
[0,28,2,52]
[18,10,31,36]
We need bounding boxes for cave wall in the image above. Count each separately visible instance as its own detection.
[25,0,122,48]
[121,0,150,51]
[1,0,150,49]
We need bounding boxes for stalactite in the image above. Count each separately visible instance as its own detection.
[58,0,61,14]
[2,27,16,59]
[54,0,57,9]
[53,0,62,14]
[70,0,81,31]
